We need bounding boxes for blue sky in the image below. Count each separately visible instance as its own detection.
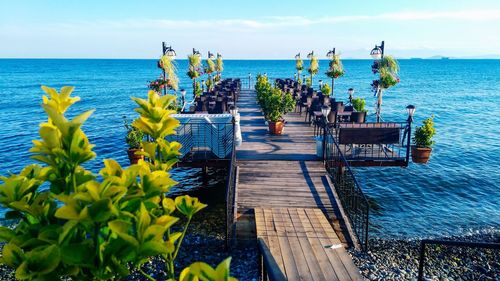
[1,0,499,59]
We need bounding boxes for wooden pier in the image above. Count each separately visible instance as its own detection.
[235,89,362,280]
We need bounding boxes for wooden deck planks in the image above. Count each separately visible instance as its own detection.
[236,90,361,280]
[255,208,362,281]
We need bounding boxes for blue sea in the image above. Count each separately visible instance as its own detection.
[0,59,498,239]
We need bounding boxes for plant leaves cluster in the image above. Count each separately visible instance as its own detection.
[0,86,237,281]
[255,75,295,123]
[413,116,436,148]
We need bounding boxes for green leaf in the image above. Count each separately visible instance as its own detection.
[175,195,207,218]
[60,242,94,266]
[25,245,61,275]
[2,242,24,267]
[88,198,113,222]
[54,205,80,220]
[0,227,15,242]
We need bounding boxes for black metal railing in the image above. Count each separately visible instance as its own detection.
[324,126,370,251]
[167,121,234,161]
[332,121,411,166]
[225,121,238,250]
[258,238,287,281]
[417,239,500,280]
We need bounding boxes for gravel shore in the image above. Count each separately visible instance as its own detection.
[349,231,499,281]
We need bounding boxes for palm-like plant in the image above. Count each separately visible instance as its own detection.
[371,55,400,122]
[187,54,202,96]
[205,57,216,91]
[325,54,344,98]
[215,54,224,82]
[307,54,319,87]
[295,56,304,85]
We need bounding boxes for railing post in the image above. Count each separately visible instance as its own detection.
[417,240,426,281]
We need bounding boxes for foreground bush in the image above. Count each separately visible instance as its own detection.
[0,86,236,281]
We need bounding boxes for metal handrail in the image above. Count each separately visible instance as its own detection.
[257,238,287,281]
[417,239,500,281]
[324,126,370,251]
[225,120,237,250]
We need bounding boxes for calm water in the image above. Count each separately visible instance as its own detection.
[0,59,498,239]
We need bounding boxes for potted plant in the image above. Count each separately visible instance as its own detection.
[307,51,318,87]
[124,116,144,164]
[412,116,436,163]
[371,55,400,122]
[295,53,304,85]
[321,83,331,96]
[325,53,344,98]
[351,97,368,123]
[187,51,202,96]
[264,87,295,134]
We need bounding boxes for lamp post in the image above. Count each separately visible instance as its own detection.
[326,47,336,98]
[161,42,176,96]
[405,104,415,165]
[248,73,251,89]
[201,80,205,92]
[319,80,323,88]
[347,88,354,105]
[321,105,331,160]
[370,41,385,122]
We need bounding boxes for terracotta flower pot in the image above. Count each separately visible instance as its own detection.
[411,146,432,164]
[127,148,144,165]
[268,121,285,135]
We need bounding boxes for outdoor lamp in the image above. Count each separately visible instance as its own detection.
[321,105,331,118]
[370,46,382,60]
[229,105,238,117]
[193,48,201,57]
[217,53,222,58]
[406,104,416,121]
[181,89,186,98]
[347,88,354,97]
[326,48,335,58]
[319,80,323,87]
[295,53,300,59]
[164,46,176,59]
[307,51,314,59]
[264,73,267,77]
[208,51,215,59]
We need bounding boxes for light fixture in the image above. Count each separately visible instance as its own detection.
[319,80,323,87]
[193,48,201,57]
[321,105,331,117]
[217,53,222,59]
[208,51,215,59]
[326,48,335,58]
[229,105,238,117]
[181,89,186,98]
[370,41,385,60]
[347,88,354,97]
[264,73,267,77]
[295,53,300,59]
[307,51,314,59]
[406,105,416,119]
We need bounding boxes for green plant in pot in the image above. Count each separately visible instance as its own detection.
[295,53,303,85]
[325,53,344,98]
[307,52,319,87]
[321,83,331,97]
[263,87,295,135]
[412,116,436,164]
[351,97,368,123]
[124,116,144,164]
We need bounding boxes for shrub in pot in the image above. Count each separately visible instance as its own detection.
[351,97,367,123]
[412,116,436,164]
[261,87,295,135]
[124,116,144,164]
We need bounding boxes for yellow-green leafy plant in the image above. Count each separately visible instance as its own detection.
[295,55,303,85]
[158,55,179,92]
[187,54,202,96]
[204,57,216,91]
[307,54,319,87]
[325,54,344,97]
[371,55,400,122]
[215,53,224,82]
[0,86,236,281]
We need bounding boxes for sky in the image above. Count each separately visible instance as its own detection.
[1,0,500,59]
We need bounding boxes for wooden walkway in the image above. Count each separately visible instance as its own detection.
[255,208,362,281]
[235,89,361,280]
